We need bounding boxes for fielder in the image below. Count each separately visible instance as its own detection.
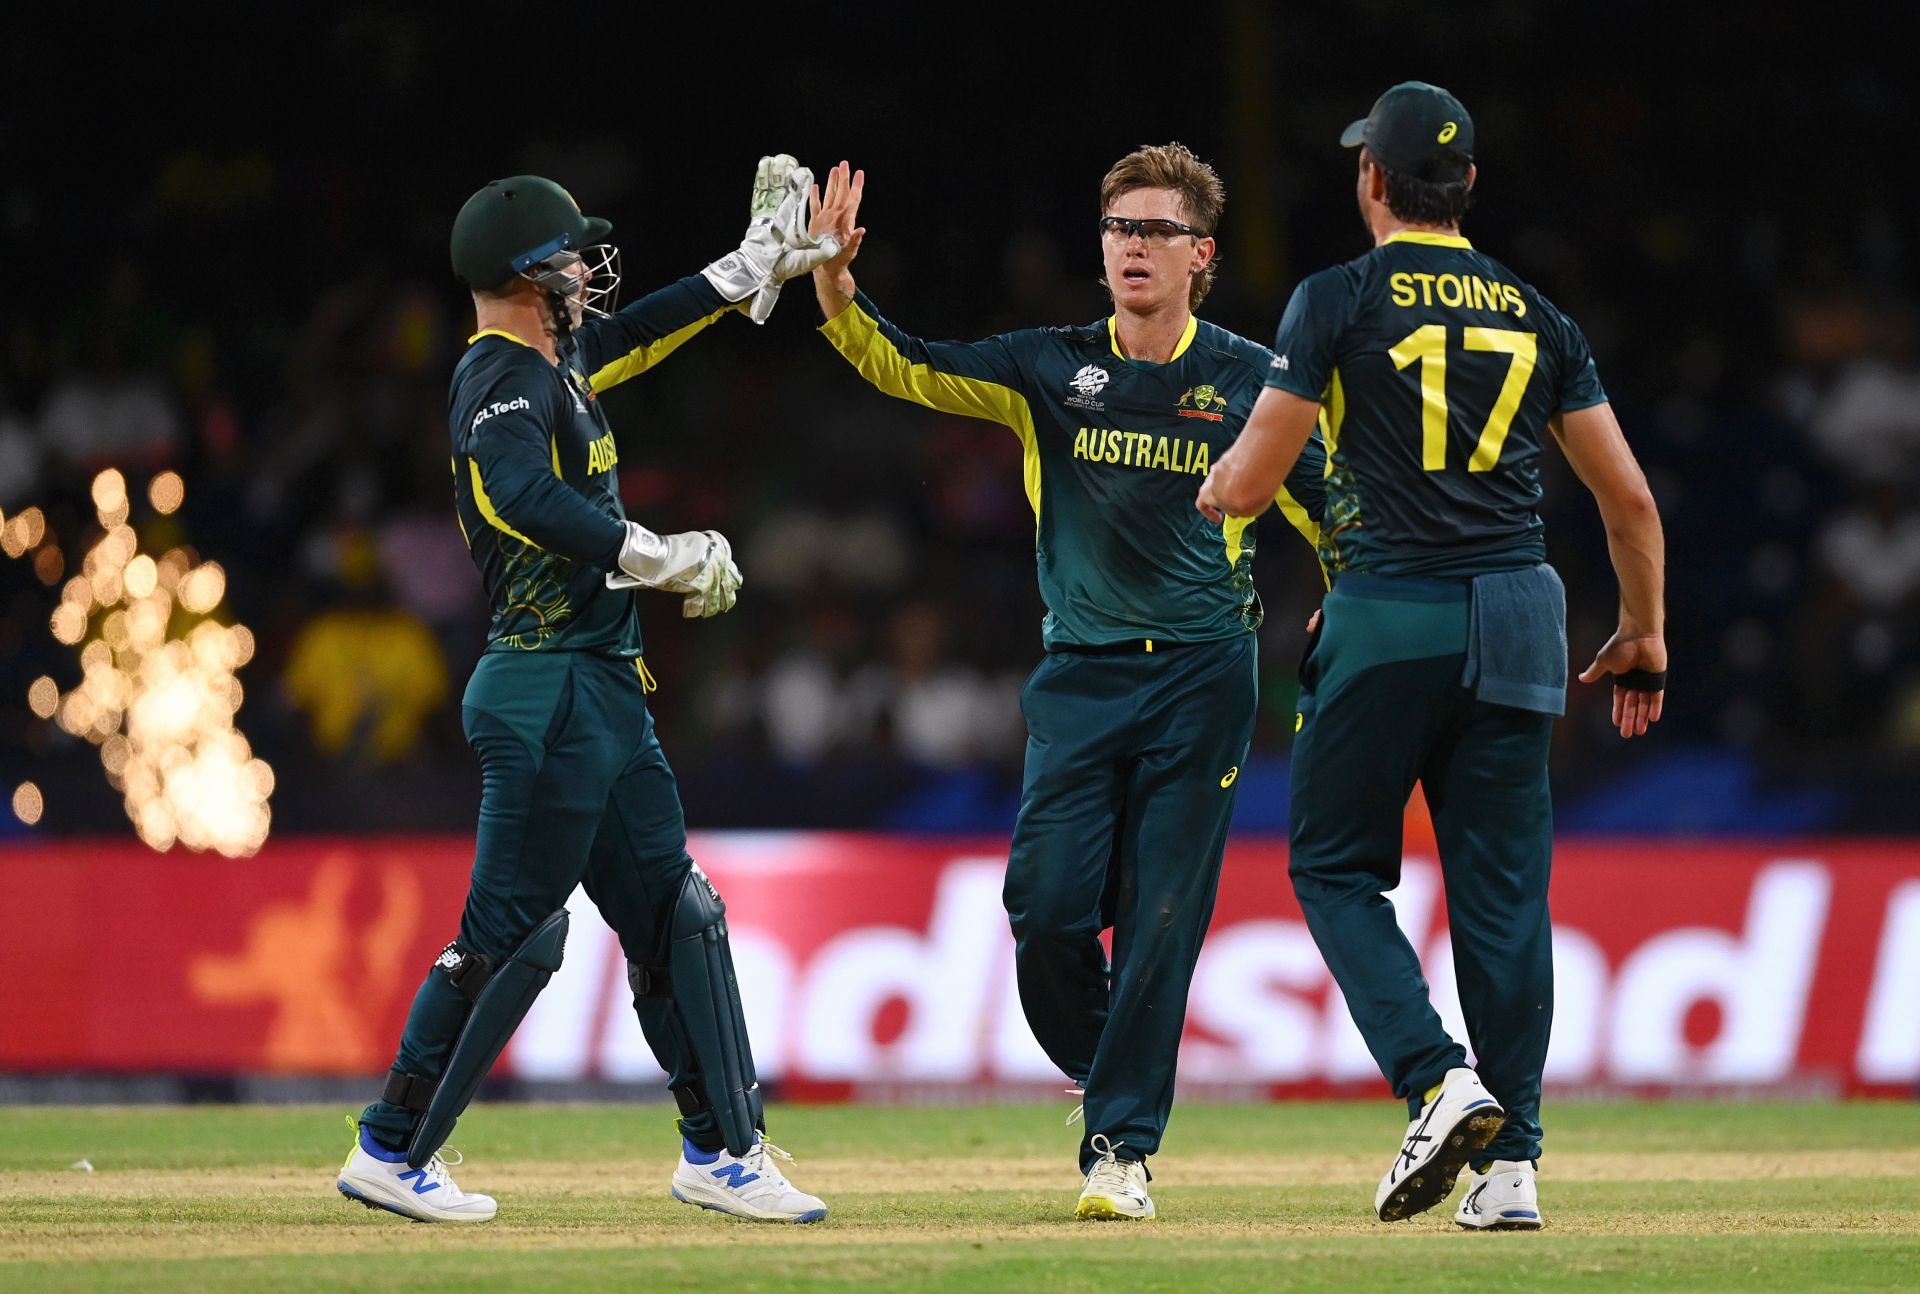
[336,161,841,1224]
[1199,82,1667,1229]
[809,147,1326,1219]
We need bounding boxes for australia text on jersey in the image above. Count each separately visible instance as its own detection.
[1072,427,1212,476]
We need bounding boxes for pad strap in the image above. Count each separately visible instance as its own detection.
[382,1068,437,1112]
[1616,668,1667,692]
[628,961,674,998]
[434,941,497,1003]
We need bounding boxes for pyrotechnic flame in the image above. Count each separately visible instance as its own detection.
[8,471,272,856]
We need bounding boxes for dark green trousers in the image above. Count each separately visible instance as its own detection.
[360,651,722,1151]
[1005,634,1256,1173]
[1289,575,1554,1163]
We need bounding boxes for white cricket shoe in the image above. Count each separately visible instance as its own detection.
[1455,1158,1543,1230]
[1076,1134,1155,1220]
[671,1135,828,1223]
[337,1122,497,1223]
[1374,1067,1506,1222]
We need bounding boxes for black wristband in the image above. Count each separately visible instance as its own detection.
[1616,668,1667,692]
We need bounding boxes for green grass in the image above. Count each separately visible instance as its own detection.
[2,1101,1917,1292]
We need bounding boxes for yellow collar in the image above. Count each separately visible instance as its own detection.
[468,328,538,348]
[1108,313,1199,363]
[1384,230,1473,249]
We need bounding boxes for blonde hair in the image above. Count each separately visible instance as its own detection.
[1099,142,1225,310]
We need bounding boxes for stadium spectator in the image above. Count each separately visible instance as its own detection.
[281,533,449,764]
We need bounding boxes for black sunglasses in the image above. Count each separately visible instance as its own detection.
[1098,215,1209,245]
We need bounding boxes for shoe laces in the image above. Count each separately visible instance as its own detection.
[420,1146,464,1188]
[742,1138,796,1187]
[1086,1134,1136,1194]
[1064,1086,1085,1127]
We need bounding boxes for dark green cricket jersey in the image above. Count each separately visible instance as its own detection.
[822,293,1327,649]
[449,275,735,655]
[1264,231,1607,579]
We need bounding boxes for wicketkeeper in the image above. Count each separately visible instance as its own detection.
[336,160,843,1224]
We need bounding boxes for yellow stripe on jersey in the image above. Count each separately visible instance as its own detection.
[468,459,541,548]
[588,307,736,392]
[468,329,539,348]
[1275,483,1330,588]
[822,301,1043,522]
[1221,488,1323,580]
[1319,367,1346,468]
[1107,314,1198,362]
[1223,513,1255,568]
[450,457,471,547]
[1273,484,1320,549]
[1384,230,1474,250]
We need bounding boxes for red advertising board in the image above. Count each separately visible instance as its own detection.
[3,836,1916,1096]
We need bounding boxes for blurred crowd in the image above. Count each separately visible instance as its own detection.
[2,7,1915,835]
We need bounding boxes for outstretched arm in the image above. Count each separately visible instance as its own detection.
[571,276,737,392]
[808,164,1030,428]
[811,161,868,322]
[1554,403,1667,738]
[575,155,843,388]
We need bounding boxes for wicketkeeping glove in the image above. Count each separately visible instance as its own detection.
[746,167,845,324]
[700,155,800,308]
[698,155,844,324]
[606,523,743,618]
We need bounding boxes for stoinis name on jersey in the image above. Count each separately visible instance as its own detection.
[470,395,531,429]
[1389,271,1527,317]
[1073,427,1212,476]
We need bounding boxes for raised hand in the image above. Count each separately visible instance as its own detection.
[810,160,866,269]
[809,163,867,319]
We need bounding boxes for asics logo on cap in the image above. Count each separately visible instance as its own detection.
[1438,122,1459,143]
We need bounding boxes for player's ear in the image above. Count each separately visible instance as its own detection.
[1193,236,1215,272]
[1464,163,1478,192]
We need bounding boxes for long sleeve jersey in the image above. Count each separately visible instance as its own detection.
[448,275,734,655]
[821,293,1327,648]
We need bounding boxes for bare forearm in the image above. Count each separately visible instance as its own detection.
[1199,387,1322,519]
[814,267,857,321]
[1208,445,1276,518]
[1601,492,1665,636]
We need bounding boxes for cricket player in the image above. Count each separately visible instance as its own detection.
[808,147,1327,1219]
[1198,82,1667,1228]
[336,162,842,1224]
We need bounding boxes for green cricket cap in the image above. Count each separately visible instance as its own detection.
[1340,81,1474,183]
[450,176,613,291]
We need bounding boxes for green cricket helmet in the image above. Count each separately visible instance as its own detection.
[450,176,621,316]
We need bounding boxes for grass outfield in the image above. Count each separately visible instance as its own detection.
[2,1101,1917,1292]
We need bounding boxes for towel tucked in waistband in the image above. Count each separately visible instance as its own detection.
[1461,564,1567,716]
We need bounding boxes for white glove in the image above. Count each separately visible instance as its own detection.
[699,155,844,323]
[700,154,800,306]
[747,169,846,324]
[606,523,743,618]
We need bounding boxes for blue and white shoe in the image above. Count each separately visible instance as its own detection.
[671,1135,827,1223]
[1374,1067,1506,1222]
[337,1122,498,1223]
[1455,1158,1543,1230]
